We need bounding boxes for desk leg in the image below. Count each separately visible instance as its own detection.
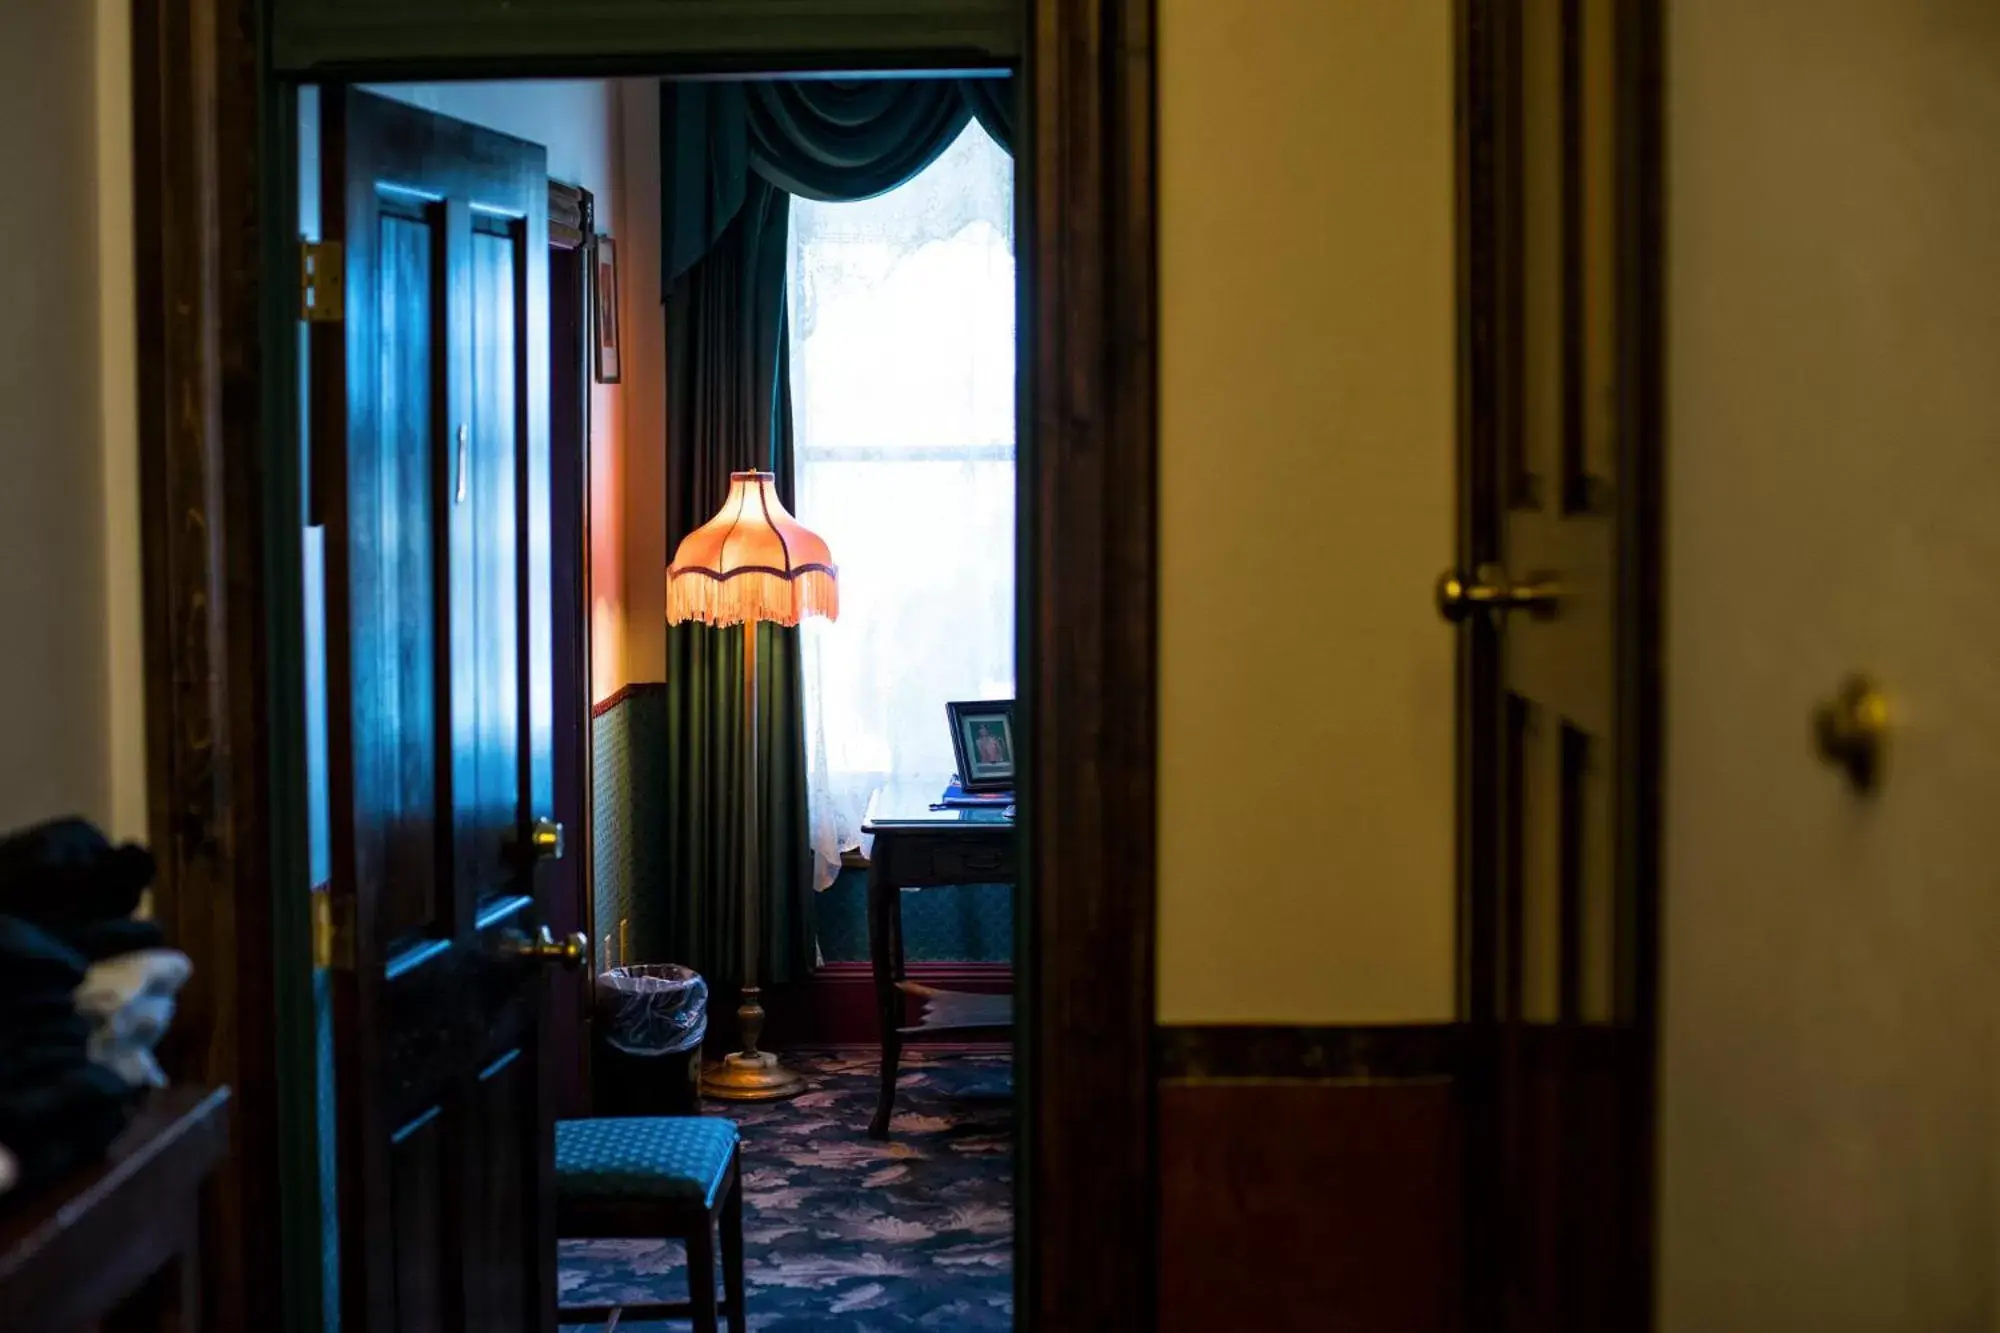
[868,852,902,1139]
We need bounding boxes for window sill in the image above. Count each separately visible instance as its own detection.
[840,848,871,872]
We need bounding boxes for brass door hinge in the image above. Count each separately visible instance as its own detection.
[300,239,344,323]
[312,892,355,971]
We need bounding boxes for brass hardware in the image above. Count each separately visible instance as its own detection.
[1435,563,1563,624]
[702,1045,808,1101]
[529,817,564,860]
[311,892,353,971]
[299,240,344,322]
[455,424,469,505]
[505,924,589,969]
[1814,674,1889,793]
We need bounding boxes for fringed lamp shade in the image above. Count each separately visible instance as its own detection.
[666,471,840,627]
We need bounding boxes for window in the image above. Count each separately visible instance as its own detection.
[787,121,1015,888]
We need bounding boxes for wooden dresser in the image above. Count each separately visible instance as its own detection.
[0,1086,231,1331]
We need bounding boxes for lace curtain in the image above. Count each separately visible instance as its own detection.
[786,121,1016,889]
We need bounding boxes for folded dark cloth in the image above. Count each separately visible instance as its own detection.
[58,916,165,963]
[0,915,87,1000]
[0,820,159,1207]
[0,1062,135,1195]
[0,818,155,930]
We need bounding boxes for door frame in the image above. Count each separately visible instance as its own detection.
[130,2,1158,1331]
[1452,0,1666,1323]
[547,177,596,1120]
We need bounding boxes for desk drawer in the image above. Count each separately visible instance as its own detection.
[878,834,1016,886]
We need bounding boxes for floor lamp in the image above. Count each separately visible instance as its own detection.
[667,470,840,1101]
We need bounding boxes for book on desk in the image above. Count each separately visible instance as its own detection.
[934,778,1013,810]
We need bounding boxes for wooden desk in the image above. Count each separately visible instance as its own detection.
[863,788,1015,1138]
[0,1086,231,1332]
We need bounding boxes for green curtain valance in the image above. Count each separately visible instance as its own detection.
[660,75,1015,287]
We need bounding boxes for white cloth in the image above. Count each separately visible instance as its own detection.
[786,119,1018,889]
[74,948,191,1089]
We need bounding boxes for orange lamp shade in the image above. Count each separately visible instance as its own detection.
[666,471,840,627]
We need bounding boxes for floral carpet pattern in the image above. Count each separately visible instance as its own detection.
[559,1049,1013,1332]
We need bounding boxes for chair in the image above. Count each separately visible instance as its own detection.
[554,1117,746,1333]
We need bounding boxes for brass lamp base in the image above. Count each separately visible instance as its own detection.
[701,1049,806,1102]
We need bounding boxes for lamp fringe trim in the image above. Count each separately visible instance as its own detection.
[666,567,840,627]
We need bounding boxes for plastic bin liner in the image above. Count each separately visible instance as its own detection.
[594,964,708,1056]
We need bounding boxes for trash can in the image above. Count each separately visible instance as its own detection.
[591,964,708,1116]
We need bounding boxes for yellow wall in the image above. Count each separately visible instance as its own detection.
[1156,0,1457,1023]
[617,79,669,688]
[0,0,145,840]
[95,0,145,840]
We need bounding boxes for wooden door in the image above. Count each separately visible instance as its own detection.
[1451,2,1661,1329]
[317,88,561,1333]
[1656,3,2000,1327]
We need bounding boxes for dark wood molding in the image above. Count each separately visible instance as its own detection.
[1158,1024,1460,1083]
[270,0,1020,76]
[1020,1,1158,1327]
[590,679,667,719]
[140,2,1159,1329]
[131,1,317,1330]
[551,181,597,1120]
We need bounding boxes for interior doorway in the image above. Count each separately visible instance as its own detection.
[304,73,1025,1330]
[130,3,1158,1330]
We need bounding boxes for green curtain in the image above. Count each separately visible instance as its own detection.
[746,80,976,201]
[959,76,1015,154]
[660,83,748,287]
[661,178,813,987]
[655,75,1016,992]
[660,76,1015,286]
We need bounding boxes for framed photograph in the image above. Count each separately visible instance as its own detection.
[592,234,622,383]
[946,699,1016,793]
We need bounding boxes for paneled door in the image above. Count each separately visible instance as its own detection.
[316,88,571,1333]
[1446,2,1662,1329]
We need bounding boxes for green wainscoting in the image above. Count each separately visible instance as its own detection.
[591,687,670,967]
[814,868,1012,964]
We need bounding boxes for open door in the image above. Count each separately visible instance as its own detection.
[316,88,569,1332]
[1448,2,1662,1328]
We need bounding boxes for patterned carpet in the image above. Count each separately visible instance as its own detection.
[558,1049,1013,1332]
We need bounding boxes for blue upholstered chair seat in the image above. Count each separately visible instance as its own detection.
[555,1116,740,1210]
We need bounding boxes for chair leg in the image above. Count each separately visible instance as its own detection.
[686,1218,719,1333]
[721,1160,746,1333]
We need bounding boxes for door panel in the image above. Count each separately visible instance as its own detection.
[319,87,556,1333]
[1457,0,1661,1328]
[459,219,524,913]
[1659,2,2000,1327]
[366,202,442,949]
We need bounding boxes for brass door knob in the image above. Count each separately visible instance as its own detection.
[1814,674,1889,793]
[1435,563,1563,624]
[527,817,564,861]
[506,925,589,969]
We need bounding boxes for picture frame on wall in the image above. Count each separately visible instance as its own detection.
[593,234,622,383]
[946,699,1016,793]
